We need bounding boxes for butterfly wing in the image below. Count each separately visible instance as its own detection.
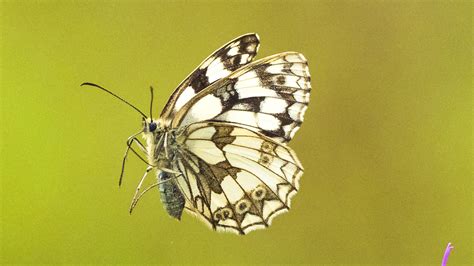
[158,36,311,234]
[160,33,260,122]
[173,122,303,234]
[171,52,311,143]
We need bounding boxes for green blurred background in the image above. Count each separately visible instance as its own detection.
[1,1,471,264]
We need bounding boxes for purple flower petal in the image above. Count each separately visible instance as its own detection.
[441,242,454,266]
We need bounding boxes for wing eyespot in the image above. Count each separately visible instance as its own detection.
[236,199,251,214]
[251,186,267,201]
[213,207,233,221]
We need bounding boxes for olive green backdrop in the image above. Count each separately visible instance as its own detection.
[1,1,471,264]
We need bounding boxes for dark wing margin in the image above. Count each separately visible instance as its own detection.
[176,122,303,234]
[160,33,260,122]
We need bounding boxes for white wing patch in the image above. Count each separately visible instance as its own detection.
[182,94,223,125]
[174,86,197,111]
[173,52,311,143]
[176,122,303,234]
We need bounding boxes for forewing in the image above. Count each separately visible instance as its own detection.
[172,52,311,143]
[175,122,303,234]
[160,33,260,122]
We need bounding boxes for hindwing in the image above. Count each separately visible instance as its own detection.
[171,52,311,143]
[174,122,303,234]
[160,33,260,122]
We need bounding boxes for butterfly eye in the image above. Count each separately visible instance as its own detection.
[149,122,157,132]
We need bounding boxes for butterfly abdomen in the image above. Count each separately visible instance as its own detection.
[158,171,185,220]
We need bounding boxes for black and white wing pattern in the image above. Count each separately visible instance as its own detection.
[171,52,311,143]
[173,122,303,234]
[160,34,260,122]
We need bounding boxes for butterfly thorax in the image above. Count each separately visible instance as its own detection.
[143,128,181,167]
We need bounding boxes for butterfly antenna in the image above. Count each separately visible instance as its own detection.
[81,82,148,119]
[149,86,154,120]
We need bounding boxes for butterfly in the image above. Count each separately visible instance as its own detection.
[82,33,311,235]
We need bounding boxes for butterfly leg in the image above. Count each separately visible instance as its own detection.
[129,165,153,213]
[119,134,150,186]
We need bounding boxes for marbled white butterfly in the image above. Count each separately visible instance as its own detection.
[82,33,311,234]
